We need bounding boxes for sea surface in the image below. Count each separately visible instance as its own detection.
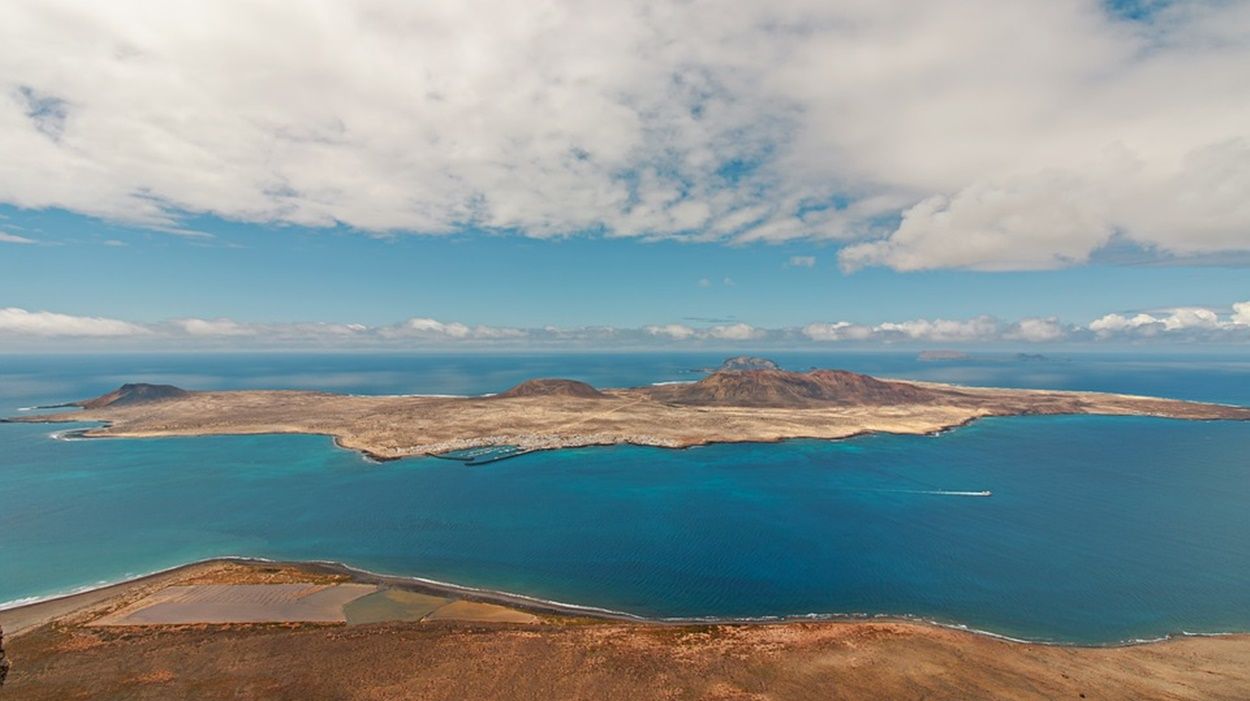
[1,351,1249,644]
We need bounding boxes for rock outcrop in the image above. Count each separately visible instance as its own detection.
[712,356,781,372]
[495,379,606,399]
[77,383,189,409]
[649,369,943,407]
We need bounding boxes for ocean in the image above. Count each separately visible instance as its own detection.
[1,351,1248,643]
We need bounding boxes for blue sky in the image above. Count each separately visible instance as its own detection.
[3,204,1248,348]
[1,204,1248,329]
[1,1,1248,349]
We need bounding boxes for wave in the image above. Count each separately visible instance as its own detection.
[0,576,138,611]
[650,380,695,386]
[0,556,288,612]
[0,595,45,608]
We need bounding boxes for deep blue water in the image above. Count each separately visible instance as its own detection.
[1,352,1248,643]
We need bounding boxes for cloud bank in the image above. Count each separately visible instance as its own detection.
[0,307,149,337]
[0,232,36,244]
[2,1,1248,270]
[4,301,1250,348]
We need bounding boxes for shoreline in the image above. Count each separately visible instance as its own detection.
[3,555,1244,648]
[30,410,1242,472]
[21,409,1240,466]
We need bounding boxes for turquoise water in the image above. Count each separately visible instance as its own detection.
[2,352,1249,643]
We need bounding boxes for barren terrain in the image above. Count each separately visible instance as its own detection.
[2,560,1249,700]
[8,369,1249,460]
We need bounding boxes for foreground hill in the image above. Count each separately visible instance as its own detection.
[8,362,1249,461]
[3,559,1248,700]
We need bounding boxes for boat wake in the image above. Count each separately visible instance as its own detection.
[842,487,992,497]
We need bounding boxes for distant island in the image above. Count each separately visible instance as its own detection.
[9,359,1248,462]
[707,355,782,372]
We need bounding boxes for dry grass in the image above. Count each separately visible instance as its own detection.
[7,617,1250,700]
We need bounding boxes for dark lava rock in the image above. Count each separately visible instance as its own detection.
[76,383,189,409]
[495,379,606,399]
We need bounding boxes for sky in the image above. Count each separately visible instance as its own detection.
[1,0,1248,350]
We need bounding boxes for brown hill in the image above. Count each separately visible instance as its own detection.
[648,369,942,407]
[77,383,189,409]
[495,379,606,399]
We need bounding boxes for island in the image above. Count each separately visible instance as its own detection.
[8,364,1248,462]
[703,354,782,371]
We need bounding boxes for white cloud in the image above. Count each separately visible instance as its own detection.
[697,278,711,288]
[805,318,1010,342]
[1088,305,1235,339]
[874,316,1003,343]
[1161,307,1222,331]
[645,323,696,340]
[787,255,816,268]
[0,307,148,336]
[0,232,36,244]
[3,301,1250,347]
[389,318,472,339]
[1232,301,1250,326]
[800,304,1250,344]
[168,318,368,338]
[802,321,872,341]
[707,322,762,340]
[173,318,256,336]
[285,321,369,336]
[468,325,528,339]
[379,317,525,340]
[840,175,1114,271]
[1088,312,1159,336]
[1005,317,1068,343]
[2,1,1247,269]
